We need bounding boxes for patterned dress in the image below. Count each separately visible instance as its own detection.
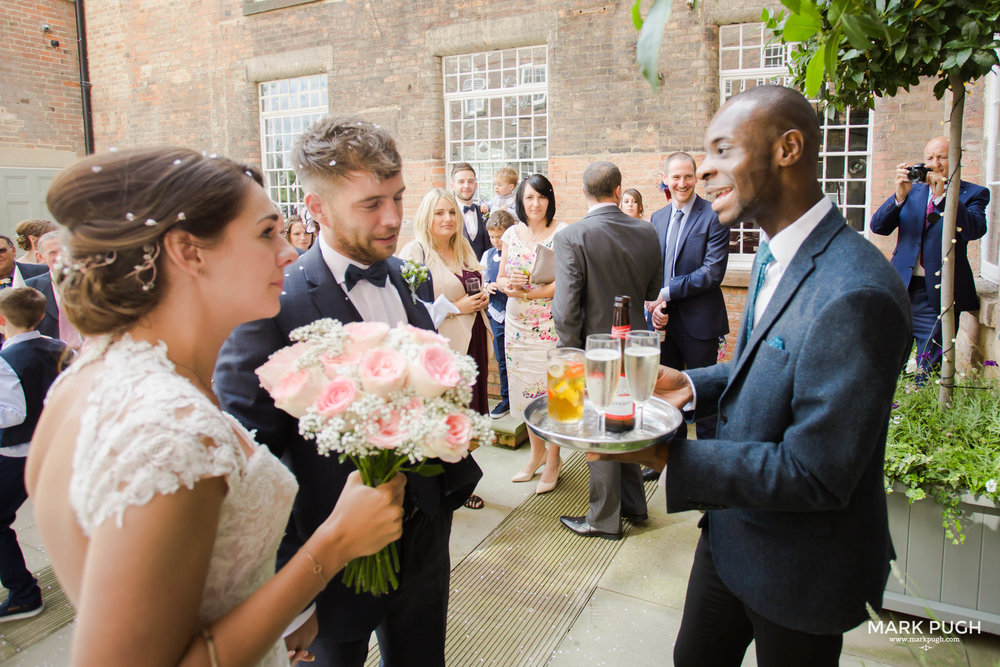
[502,222,567,418]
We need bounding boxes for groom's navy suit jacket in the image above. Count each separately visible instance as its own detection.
[215,246,482,640]
[666,207,912,634]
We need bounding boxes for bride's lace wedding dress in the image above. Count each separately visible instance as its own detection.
[60,335,298,667]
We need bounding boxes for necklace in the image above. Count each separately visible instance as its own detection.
[169,356,215,397]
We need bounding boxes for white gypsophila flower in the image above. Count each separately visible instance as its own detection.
[987,479,998,494]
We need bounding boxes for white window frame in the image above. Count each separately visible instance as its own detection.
[982,61,1000,283]
[443,46,549,201]
[719,23,873,269]
[258,74,329,218]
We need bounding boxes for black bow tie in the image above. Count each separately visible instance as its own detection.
[344,261,389,291]
[463,204,476,214]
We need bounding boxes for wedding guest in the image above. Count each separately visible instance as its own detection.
[620,188,645,220]
[481,210,517,420]
[398,189,490,415]
[0,236,46,290]
[13,220,56,264]
[26,146,406,666]
[487,167,519,219]
[450,163,490,258]
[283,215,316,252]
[26,232,83,348]
[498,174,566,494]
[399,189,490,511]
[0,287,69,622]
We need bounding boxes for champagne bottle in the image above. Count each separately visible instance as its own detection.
[605,295,635,433]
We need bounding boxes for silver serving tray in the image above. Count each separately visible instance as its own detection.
[523,395,683,453]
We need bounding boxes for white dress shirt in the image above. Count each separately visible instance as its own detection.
[658,197,697,302]
[317,235,407,327]
[753,197,831,326]
[0,330,44,457]
[460,201,480,241]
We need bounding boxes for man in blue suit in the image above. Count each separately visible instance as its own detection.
[596,86,912,665]
[215,118,482,667]
[648,152,729,440]
[869,136,989,375]
[0,237,46,290]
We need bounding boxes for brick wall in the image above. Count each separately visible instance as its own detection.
[1,0,84,154]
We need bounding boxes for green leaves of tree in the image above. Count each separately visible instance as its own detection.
[633,0,675,92]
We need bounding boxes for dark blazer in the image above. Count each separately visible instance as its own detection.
[24,272,58,339]
[552,205,662,348]
[666,206,912,634]
[462,203,490,259]
[869,181,989,313]
[650,195,730,340]
[13,262,46,285]
[214,245,482,639]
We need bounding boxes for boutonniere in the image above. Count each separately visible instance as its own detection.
[400,259,429,305]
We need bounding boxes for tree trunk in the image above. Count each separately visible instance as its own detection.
[938,73,965,409]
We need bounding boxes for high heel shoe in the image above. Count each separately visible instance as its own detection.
[535,457,562,494]
[512,458,545,483]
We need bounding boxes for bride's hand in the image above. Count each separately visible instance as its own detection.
[316,471,406,564]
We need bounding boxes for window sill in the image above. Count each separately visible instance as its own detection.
[243,0,322,16]
[722,267,751,288]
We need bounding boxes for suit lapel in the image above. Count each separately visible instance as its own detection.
[674,196,702,258]
[42,277,57,321]
[300,246,363,323]
[728,209,843,383]
[387,260,435,329]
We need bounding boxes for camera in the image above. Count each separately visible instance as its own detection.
[907,163,930,183]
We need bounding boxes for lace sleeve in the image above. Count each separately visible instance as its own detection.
[70,381,245,537]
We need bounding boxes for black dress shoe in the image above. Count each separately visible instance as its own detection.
[559,515,621,540]
[621,512,648,524]
[641,467,661,483]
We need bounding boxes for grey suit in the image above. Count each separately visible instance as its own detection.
[553,204,662,532]
[669,206,912,634]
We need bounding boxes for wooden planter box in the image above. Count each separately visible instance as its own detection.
[884,487,1000,634]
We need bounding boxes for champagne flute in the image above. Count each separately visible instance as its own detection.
[585,334,621,438]
[625,331,660,432]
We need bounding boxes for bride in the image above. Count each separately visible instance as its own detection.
[25,147,406,666]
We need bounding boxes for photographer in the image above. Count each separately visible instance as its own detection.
[869,136,988,376]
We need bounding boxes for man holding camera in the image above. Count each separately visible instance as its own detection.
[869,136,988,375]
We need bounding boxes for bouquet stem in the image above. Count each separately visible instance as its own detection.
[341,452,407,596]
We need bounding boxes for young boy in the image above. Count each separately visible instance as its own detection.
[0,287,70,621]
[450,162,490,257]
[488,167,519,220]
[481,210,516,419]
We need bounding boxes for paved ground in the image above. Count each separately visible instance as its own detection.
[4,425,1000,666]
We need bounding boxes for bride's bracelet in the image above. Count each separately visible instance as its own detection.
[200,627,220,667]
[302,549,328,586]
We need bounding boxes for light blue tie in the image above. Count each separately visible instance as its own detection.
[662,208,684,281]
[744,240,774,346]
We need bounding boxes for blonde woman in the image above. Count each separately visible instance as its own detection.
[399,189,490,415]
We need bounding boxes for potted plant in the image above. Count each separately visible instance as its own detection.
[881,364,1000,633]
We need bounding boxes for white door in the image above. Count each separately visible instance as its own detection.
[0,168,60,237]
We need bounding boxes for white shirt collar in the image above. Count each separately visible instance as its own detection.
[1,330,42,351]
[317,233,371,284]
[761,197,832,269]
[587,201,619,213]
[672,197,696,219]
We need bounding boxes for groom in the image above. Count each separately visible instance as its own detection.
[215,117,482,666]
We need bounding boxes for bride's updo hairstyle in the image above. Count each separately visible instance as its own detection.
[46,146,257,336]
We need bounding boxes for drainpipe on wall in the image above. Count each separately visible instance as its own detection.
[74,0,94,155]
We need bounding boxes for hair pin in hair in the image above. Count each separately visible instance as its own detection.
[56,251,117,278]
[176,212,186,221]
[91,166,103,173]
[173,159,182,165]
[244,170,254,178]
[109,147,118,152]
[126,243,160,292]
[125,212,136,221]
[144,218,157,227]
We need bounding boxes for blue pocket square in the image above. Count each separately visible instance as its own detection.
[766,336,785,350]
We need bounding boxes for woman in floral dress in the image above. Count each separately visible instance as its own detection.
[498,174,567,494]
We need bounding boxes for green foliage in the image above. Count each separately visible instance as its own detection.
[764,0,1000,108]
[884,370,1000,543]
[632,0,675,92]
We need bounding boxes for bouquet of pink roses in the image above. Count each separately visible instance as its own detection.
[255,318,494,596]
